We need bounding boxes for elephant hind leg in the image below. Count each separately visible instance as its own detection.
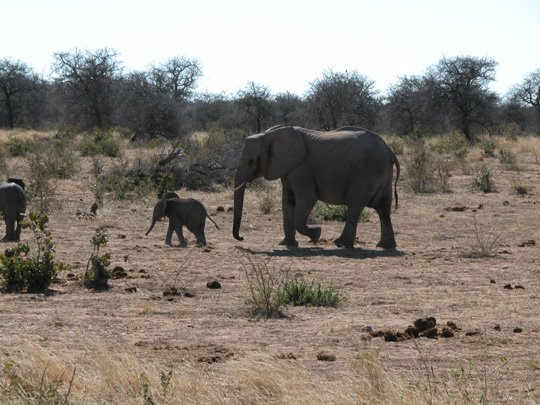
[334,203,365,248]
[2,215,16,242]
[374,201,396,249]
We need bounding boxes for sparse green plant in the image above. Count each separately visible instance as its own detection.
[257,188,277,214]
[0,147,7,174]
[26,150,57,212]
[242,256,290,318]
[84,226,112,289]
[45,138,80,179]
[511,177,530,195]
[99,158,154,200]
[0,212,69,292]
[312,203,347,221]
[498,146,519,170]
[480,137,497,157]
[433,155,455,192]
[406,139,436,193]
[434,131,469,159]
[5,137,34,157]
[79,129,121,157]
[465,213,500,258]
[387,137,405,155]
[280,278,347,307]
[471,164,496,193]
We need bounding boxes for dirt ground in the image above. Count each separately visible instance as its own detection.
[0,138,539,403]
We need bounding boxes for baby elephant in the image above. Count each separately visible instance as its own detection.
[145,194,219,247]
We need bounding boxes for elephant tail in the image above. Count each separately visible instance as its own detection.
[393,157,400,210]
[206,213,220,230]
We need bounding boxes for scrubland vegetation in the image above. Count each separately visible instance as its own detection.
[0,49,539,403]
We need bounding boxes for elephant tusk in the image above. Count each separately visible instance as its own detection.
[234,182,246,192]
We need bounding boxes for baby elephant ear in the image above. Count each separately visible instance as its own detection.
[264,127,307,180]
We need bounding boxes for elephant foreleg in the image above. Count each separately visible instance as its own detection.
[175,223,188,247]
[279,186,298,247]
[165,222,175,247]
[375,202,396,249]
[294,197,320,244]
[335,204,365,248]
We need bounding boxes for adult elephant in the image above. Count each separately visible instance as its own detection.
[232,126,400,249]
[0,181,27,241]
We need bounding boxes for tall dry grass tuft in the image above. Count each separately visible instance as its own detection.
[0,344,499,404]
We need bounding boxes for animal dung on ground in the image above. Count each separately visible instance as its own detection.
[413,316,437,333]
[206,280,222,289]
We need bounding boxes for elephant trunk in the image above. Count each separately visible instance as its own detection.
[232,181,246,241]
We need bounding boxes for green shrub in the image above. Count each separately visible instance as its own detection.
[406,139,436,193]
[26,151,57,213]
[84,227,111,289]
[435,132,469,159]
[0,212,69,292]
[498,146,519,170]
[480,137,497,157]
[5,137,34,157]
[471,164,496,193]
[99,158,154,200]
[281,278,347,307]
[46,139,80,179]
[0,147,6,174]
[79,129,121,157]
[387,137,405,155]
[311,203,370,222]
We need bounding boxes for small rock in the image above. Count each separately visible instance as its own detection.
[117,234,127,239]
[414,317,437,333]
[383,331,398,342]
[503,200,510,206]
[206,280,221,289]
[477,203,483,210]
[494,324,501,331]
[125,287,137,293]
[465,330,481,336]
[514,284,525,289]
[216,206,225,212]
[227,207,233,212]
[513,327,523,333]
[316,352,336,361]
[504,284,513,290]
[490,279,496,284]
[441,327,455,338]
[420,327,438,339]
[359,325,373,333]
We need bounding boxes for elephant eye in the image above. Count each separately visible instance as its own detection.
[247,159,255,167]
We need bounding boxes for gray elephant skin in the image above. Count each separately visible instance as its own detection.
[233,125,400,249]
[0,181,27,242]
[146,195,220,246]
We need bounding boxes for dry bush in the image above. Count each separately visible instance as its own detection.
[464,213,500,258]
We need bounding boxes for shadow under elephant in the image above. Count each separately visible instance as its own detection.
[235,245,405,260]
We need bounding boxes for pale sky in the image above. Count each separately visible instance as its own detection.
[2,0,540,96]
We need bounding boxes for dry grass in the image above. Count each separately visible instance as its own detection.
[0,130,539,404]
[1,344,500,404]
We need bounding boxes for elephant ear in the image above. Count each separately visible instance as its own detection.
[264,127,307,180]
